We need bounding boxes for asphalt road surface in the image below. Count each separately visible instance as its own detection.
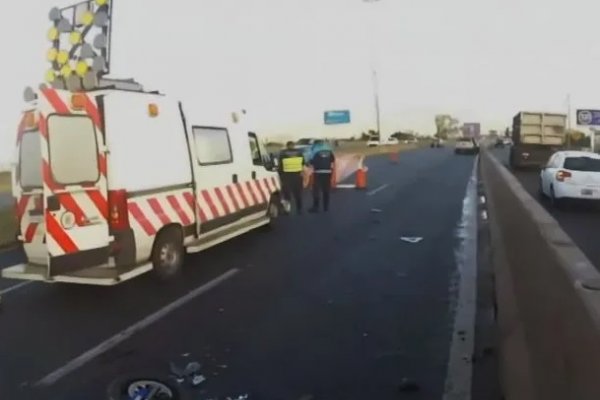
[490,147,600,270]
[0,148,490,400]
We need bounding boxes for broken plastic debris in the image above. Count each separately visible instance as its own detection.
[226,395,249,400]
[370,208,383,213]
[398,377,420,392]
[400,236,423,244]
[170,359,202,385]
[191,374,206,386]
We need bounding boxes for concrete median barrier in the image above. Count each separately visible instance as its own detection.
[482,150,600,400]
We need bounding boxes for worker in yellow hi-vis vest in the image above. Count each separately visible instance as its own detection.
[278,141,306,215]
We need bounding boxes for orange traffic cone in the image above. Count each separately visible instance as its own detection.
[389,152,399,163]
[355,167,367,189]
[330,161,337,189]
[355,156,367,189]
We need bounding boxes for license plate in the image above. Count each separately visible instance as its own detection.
[581,189,594,196]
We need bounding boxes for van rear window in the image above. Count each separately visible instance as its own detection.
[19,131,43,190]
[564,156,600,172]
[47,115,99,185]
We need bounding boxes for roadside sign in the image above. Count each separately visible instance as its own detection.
[576,109,600,126]
[324,110,351,125]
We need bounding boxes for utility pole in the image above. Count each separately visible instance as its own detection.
[566,93,572,149]
[363,0,382,144]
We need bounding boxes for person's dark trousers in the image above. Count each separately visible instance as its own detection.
[311,173,332,212]
[282,172,303,214]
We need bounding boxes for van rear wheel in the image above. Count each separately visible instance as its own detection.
[151,228,184,280]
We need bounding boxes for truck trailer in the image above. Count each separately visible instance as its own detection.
[509,111,567,169]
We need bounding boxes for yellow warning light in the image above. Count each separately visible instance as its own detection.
[81,11,95,26]
[96,0,108,5]
[148,104,159,117]
[45,69,57,83]
[60,64,72,77]
[47,48,58,62]
[75,61,89,77]
[69,31,82,45]
[57,50,69,65]
[71,93,86,110]
[47,27,59,41]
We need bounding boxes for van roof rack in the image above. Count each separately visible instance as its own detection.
[97,78,144,91]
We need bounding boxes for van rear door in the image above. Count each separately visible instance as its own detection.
[40,89,110,276]
[15,112,47,267]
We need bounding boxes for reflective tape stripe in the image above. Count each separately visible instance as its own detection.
[282,156,303,172]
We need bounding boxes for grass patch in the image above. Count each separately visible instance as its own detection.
[0,207,17,248]
[0,171,11,194]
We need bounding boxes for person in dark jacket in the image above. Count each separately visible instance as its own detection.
[308,140,335,212]
[278,141,305,214]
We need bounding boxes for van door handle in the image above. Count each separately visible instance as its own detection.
[252,171,256,180]
[232,174,238,183]
[47,195,60,212]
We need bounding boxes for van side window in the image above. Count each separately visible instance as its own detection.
[193,126,233,165]
[248,132,263,166]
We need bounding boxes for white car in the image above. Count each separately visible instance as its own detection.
[539,151,600,206]
[454,138,479,154]
[367,137,398,147]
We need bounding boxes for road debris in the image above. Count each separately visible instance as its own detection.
[398,377,420,392]
[400,236,423,244]
[169,358,205,387]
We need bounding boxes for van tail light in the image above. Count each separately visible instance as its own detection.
[556,170,572,182]
[108,190,130,231]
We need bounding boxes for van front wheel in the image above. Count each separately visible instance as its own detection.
[151,228,184,280]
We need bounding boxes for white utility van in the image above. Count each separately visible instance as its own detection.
[3,84,281,285]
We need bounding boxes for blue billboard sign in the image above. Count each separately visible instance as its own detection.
[324,110,351,125]
[576,109,600,126]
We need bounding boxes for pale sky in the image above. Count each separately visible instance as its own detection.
[2,0,600,164]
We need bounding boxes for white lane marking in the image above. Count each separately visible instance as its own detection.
[481,210,488,221]
[36,268,240,386]
[0,281,34,296]
[479,195,486,205]
[366,183,389,196]
[443,156,478,400]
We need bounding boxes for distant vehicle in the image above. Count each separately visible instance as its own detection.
[367,137,398,147]
[503,137,512,146]
[430,138,444,148]
[494,138,505,148]
[539,151,600,207]
[295,138,317,150]
[510,111,566,169]
[455,137,479,154]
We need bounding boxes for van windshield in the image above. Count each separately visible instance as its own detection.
[19,131,43,190]
[47,115,100,186]
[564,156,600,172]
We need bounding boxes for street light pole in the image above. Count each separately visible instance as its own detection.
[363,0,382,144]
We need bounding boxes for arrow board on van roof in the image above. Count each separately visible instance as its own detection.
[45,0,113,91]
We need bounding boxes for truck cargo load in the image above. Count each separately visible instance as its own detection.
[510,111,567,169]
